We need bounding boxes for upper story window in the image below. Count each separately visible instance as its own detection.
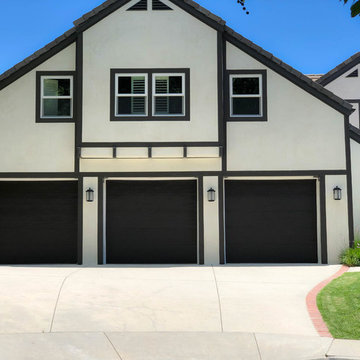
[153,74,185,116]
[226,70,267,122]
[36,71,76,123]
[111,69,190,121]
[116,74,148,116]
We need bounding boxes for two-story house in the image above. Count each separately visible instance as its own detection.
[0,0,354,266]
[318,53,360,238]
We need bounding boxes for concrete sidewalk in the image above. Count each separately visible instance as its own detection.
[0,331,359,360]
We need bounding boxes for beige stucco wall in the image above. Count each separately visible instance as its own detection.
[80,158,221,172]
[325,175,350,264]
[83,177,99,265]
[82,0,218,143]
[203,176,220,265]
[0,43,76,172]
[226,42,347,171]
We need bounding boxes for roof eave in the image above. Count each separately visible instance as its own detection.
[0,0,354,116]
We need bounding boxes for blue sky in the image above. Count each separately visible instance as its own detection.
[0,0,359,75]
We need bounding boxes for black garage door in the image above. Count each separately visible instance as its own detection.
[106,180,197,264]
[225,180,317,263]
[0,181,78,264]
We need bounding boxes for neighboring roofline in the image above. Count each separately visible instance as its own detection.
[0,0,354,115]
[317,52,360,87]
[350,124,360,144]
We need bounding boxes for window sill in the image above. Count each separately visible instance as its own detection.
[226,115,267,122]
[110,116,190,121]
[36,117,75,123]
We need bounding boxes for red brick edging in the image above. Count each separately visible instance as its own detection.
[306,265,349,337]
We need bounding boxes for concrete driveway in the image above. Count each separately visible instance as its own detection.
[0,264,341,336]
[2,264,360,359]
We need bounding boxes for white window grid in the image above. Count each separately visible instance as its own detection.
[115,73,148,117]
[230,74,263,117]
[41,75,73,118]
[152,73,185,116]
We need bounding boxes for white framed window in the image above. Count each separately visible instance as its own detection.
[230,74,263,117]
[152,73,185,116]
[40,76,73,118]
[115,74,148,116]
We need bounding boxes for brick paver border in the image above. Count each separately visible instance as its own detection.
[306,265,349,337]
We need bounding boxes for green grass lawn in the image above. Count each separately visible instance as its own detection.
[317,272,360,339]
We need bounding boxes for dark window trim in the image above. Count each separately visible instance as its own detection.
[110,68,190,121]
[36,71,77,123]
[225,69,267,122]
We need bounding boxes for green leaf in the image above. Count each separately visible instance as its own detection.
[351,0,360,16]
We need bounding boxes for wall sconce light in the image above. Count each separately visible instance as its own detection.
[207,188,216,202]
[86,188,94,202]
[333,186,342,201]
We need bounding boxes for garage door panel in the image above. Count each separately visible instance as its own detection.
[225,180,317,263]
[106,180,197,264]
[0,181,78,264]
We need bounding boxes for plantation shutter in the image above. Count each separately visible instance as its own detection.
[155,77,169,114]
[131,77,146,114]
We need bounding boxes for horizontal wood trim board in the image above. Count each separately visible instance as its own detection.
[0,170,348,179]
[81,142,221,147]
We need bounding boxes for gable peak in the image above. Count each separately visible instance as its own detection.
[127,0,147,11]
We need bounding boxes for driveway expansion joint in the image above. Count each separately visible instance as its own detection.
[49,269,82,333]
[253,333,263,360]
[211,265,224,332]
[104,332,124,360]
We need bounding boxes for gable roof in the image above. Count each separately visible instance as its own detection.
[0,0,353,115]
[317,52,360,86]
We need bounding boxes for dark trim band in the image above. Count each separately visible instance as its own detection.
[198,176,204,265]
[345,115,355,247]
[77,177,84,265]
[319,174,328,264]
[81,142,220,148]
[75,33,83,173]
[218,175,225,264]
[98,176,104,264]
[0,169,348,178]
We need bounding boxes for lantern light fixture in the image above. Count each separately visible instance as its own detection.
[333,186,342,201]
[207,188,216,202]
[86,188,94,202]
